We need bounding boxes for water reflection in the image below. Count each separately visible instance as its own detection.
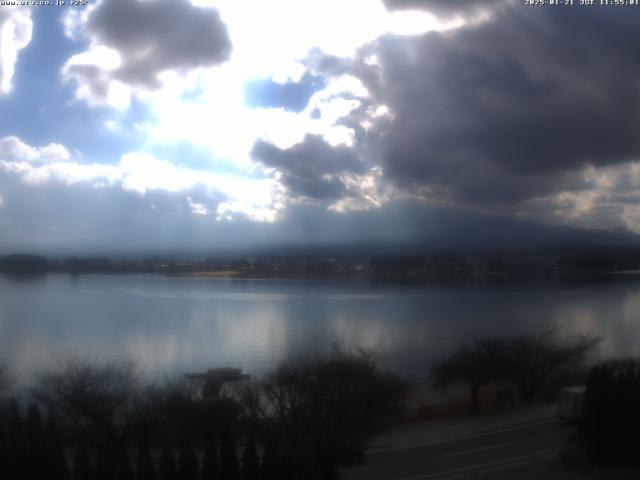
[1,274,639,384]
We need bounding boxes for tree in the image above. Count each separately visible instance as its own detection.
[243,351,406,475]
[178,439,198,480]
[219,427,240,480]
[117,449,134,480]
[73,444,94,480]
[27,403,47,479]
[159,446,177,480]
[201,435,219,480]
[581,360,640,465]
[142,380,239,442]
[432,339,505,414]
[260,443,279,480]
[241,435,260,480]
[95,452,117,480]
[136,438,157,480]
[46,413,70,480]
[0,421,9,480]
[32,356,143,459]
[8,398,27,478]
[503,331,600,403]
[277,450,294,480]
[433,332,600,413]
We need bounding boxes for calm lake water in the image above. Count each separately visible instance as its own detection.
[2,273,640,384]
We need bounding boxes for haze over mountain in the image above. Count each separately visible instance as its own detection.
[2,1,640,254]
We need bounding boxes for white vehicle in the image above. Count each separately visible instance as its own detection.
[557,385,586,422]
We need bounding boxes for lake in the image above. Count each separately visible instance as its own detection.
[1,273,640,385]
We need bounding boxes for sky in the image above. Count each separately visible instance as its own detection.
[1,0,640,254]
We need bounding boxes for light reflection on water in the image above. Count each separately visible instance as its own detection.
[1,273,640,384]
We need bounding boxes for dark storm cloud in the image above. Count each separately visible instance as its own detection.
[382,0,509,17]
[334,5,640,205]
[64,0,231,97]
[0,158,634,253]
[251,135,365,200]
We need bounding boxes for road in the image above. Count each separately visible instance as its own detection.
[341,418,571,480]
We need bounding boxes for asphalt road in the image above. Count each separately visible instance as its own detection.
[341,418,571,480]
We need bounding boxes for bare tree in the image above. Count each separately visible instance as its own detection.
[141,378,240,441]
[503,330,600,403]
[433,331,601,413]
[31,355,143,456]
[432,339,505,414]
[242,351,407,475]
[33,355,141,420]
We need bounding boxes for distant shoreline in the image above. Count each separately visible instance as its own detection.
[185,270,242,278]
[4,252,640,284]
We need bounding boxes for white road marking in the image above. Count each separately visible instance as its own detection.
[444,442,509,457]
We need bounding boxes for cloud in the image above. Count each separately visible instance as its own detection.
[0,174,227,251]
[310,5,640,213]
[2,137,639,251]
[252,134,366,201]
[0,136,280,223]
[8,0,640,250]
[0,136,70,164]
[382,0,510,18]
[527,162,640,231]
[62,0,231,107]
[0,8,32,94]
[281,3,640,236]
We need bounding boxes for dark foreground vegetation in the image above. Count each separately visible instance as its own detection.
[0,329,627,479]
[580,359,640,466]
[0,352,407,480]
